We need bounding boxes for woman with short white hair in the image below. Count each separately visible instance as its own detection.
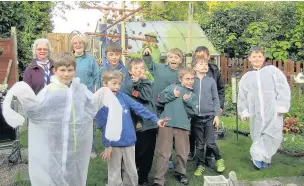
[23,38,54,94]
[70,35,100,158]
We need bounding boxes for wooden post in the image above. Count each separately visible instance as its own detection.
[121,1,126,65]
[186,2,193,68]
[11,27,19,82]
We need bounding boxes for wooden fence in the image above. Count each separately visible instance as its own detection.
[0,27,19,88]
[45,33,101,60]
[220,56,304,89]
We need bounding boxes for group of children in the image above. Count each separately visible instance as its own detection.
[2,33,291,186]
[94,42,227,186]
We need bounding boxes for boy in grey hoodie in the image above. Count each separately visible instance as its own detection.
[191,56,225,176]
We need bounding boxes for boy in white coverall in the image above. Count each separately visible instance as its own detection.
[2,52,123,186]
[237,46,291,169]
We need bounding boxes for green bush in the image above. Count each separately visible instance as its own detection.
[281,133,304,153]
[223,85,236,117]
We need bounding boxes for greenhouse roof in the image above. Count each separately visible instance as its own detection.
[126,21,220,56]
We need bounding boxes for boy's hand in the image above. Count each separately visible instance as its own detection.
[157,117,170,127]
[173,86,180,97]
[143,48,152,56]
[131,75,140,82]
[213,116,220,128]
[139,73,147,80]
[100,147,112,161]
[183,92,192,100]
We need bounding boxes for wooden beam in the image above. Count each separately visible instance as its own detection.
[11,27,19,83]
[84,32,147,41]
[100,6,144,33]
[4,59,13,84]
[80,4,153,14]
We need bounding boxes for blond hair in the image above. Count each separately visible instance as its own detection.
[32,38,52,59]
[53,52,76,70]
[192,56,208,68]
[70,35,89,52]
[168,48,184,59]
[102,70,123,84]
[178,67,195,79]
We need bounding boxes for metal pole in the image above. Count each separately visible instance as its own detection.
[186,2,193,68]
[121,0,126,65]
[236,103,239,141]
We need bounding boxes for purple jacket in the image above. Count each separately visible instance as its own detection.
[23,59,54,95]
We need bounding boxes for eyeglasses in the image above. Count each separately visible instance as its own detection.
[183,78,195,81]
[36,48,48,51]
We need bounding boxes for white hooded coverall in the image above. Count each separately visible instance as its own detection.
[238,65,291,163]
[2,77,122,186]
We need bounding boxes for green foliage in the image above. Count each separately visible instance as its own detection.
[286,87,304,121]
[282,134,304,153]
[0,1,54,79]
[223,85,236,117]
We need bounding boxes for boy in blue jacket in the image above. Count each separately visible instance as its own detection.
[95,69,168,186]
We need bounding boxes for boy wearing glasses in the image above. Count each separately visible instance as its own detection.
[191,56,225,176]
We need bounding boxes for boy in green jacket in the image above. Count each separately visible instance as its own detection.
[152,67,199,186]
[119,58,158,186]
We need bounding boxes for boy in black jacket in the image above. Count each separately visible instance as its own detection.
[120,58,158,186]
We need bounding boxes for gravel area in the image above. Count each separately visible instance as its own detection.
[0,154,28,186]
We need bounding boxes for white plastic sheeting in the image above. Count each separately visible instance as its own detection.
[2,77,122,186]
[238,65,291,163]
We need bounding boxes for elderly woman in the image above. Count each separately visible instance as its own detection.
[23,38,54,94]
[71,35,100,158]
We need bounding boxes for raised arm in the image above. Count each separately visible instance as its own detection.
[92,87,123,141]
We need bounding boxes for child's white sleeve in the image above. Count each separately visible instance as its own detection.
[92,87,123,141]
[273,68,291,113]
[237,78,250,119]
[2,81,40,128]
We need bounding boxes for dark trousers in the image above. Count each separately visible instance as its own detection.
[192,116,222,166]
[190,122,213,158]
[135,128,157,183]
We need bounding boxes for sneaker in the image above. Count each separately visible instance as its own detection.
[194,165,205,176]
[215,159,225,173]
[175,174,189,185]
[262,162,270,169]
[151,183,162,186]
[90,151,97,159]
[252,159,263,169]
[168,160,175,169]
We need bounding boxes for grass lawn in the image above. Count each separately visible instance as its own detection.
[18,117,304,186]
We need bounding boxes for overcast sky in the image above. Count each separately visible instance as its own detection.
[52,1,138,33]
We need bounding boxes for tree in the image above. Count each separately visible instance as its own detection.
[0,1,54,79]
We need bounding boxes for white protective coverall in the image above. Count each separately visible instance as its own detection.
[237,65,291,163]
[2,77,122,186]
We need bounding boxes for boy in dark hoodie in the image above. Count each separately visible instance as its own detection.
[191,56,225,176]
[152,67,198,186]
[120,58,157,186]
[96,70,168,186]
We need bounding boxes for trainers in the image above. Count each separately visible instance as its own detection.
[168,160,175,169]
[215,159,225,172]
[90,151,97,159]
[151,183,162,186]
[175,174,189,185]
[262,162,270,169]
[194,165,205,176]
[252,159,263,169]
